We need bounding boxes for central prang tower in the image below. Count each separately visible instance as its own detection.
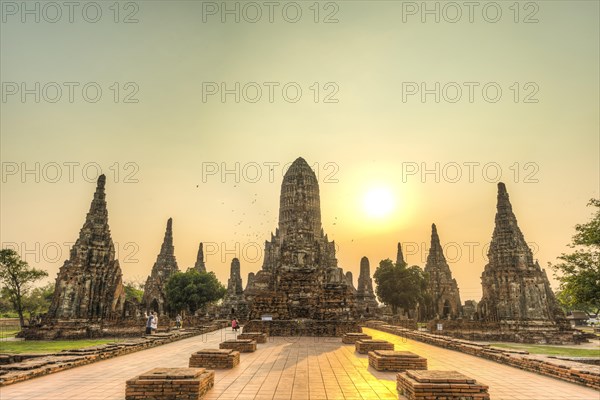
[245,157,355,320]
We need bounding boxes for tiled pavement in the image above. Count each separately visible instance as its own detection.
[1,327,598,400]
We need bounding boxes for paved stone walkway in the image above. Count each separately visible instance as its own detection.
[1,327,597,400]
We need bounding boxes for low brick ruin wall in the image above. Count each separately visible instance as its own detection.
[368,350,427,372]
[243,320,360,337]
[237,332,268,343]
[219,339,257,353]
[342,332,372,344]
[355,339,394,354]
[189,349,240,369]
[397,370,490,400]
[365,322,600,390]
[426,319,585,345]
[0,322,228,387]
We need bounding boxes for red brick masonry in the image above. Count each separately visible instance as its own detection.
[397,370,490,400]
[125,367,215,400]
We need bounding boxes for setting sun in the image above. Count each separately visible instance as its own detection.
[363,187,395,218]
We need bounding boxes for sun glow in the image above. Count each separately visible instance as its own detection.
[363,187,395,218]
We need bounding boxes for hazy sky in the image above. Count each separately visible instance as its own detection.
[1,1,598,302]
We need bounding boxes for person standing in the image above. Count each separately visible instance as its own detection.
[144,312,154,335]
[176,314,182,329]
[151,311,158,333]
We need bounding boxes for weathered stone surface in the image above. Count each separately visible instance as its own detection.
[194,243,206,273]
[126,367,214,400]
[342,332,372,344]
[355,339,394,354]
[397,370,489,400]
[243,320,359,337]
[46,175,125,321]
[245,157,355,320]
[355,257,379,317]
[142,218,179,314]
[478,183,565,322]
[368,350,427,372]
[396,242,405,266]
[424,224,462,319]
[189,349,239,369]
[220,258,248,319]
[219,339,256,353]
[462,300,478,320]
[237,332,267,343]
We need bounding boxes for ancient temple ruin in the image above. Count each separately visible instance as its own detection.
[46,175,125,321]
[355,257,379,316]
[245,157,356,320]
[396,242,405,266]
[478,183,564,321]
[424,224,462,319]
[142,218,179,315]
[220,258,248,319]
[193,242,206,272]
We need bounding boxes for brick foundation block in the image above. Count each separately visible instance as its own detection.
[368,350,427,372]
[342,332,372,344]
[126,367,214,400]
[189,349,240,369]
[355,339,394,354]
[397,370,489,400]
[237,332,268,344]
[219,339,257,353]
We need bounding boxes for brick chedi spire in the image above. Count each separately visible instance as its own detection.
[478,183,564,321]
[47,175,125,320]
[246,157,356,320]
[396,242,406,266]
[424,224,462,319]
[220,258,248,319]
[142,218,179,315]
[194,242,206,272]
[356,257,379,316]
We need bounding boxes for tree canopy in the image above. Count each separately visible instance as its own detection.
[0,249,49,327]
[373,258,428,315]
[552,199,600,316]
[165,269,226,315]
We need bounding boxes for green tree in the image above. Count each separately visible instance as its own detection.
[551,199,600,317]
[0,249,48,327]
[165,270,226,315]
[373,258,428,316]
[20,283,54,324]
[124,280,144,303]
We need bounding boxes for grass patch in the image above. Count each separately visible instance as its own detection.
[490,343,600,358]
[0,328,21,339]
[0,339,116,354]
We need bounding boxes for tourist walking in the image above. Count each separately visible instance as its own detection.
[144,312,154,335]
[176,314,182,329]
[232,318,239,332]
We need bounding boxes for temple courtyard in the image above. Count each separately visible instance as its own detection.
[1,327,597,400]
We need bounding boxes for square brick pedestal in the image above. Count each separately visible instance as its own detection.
[238,332,268,343]
[219,339,257,353]
[397,370,489,400]
[342,332,372,344]
[125,367,214,400]
[368,350,427,372]
[355,339,394,354]
[189,349,240,369]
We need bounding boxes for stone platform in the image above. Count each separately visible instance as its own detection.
[238,332,268,343]
[189,349,240,369]
[355,339,394,354]
[397,370,489,400]
[342,332,372,344]
[243,320,360,336]
[368,350,427,372]
[125,367,214,400]
[219,339,257,353]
